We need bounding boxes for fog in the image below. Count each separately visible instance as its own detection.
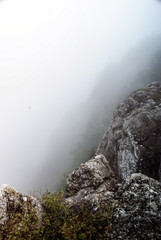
[0,0,161,193]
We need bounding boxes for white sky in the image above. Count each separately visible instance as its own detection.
[0,0,161,192]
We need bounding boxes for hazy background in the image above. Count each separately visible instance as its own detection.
[0,0,161,193]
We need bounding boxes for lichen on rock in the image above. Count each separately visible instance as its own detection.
[111,173,161,240]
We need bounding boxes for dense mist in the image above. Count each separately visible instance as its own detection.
[0,0,161,193]
[39,36,161,192]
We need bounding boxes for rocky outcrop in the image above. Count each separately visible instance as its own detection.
[111,173,161,240]
[65,82,161,239]
[97,81,161,182]
[0,184,43,226]
[66,169,161,239]
[65,154,117,212]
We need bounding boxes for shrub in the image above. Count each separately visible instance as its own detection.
[0,201,43,240]
[0,191,113,240]
[40,191,68,239]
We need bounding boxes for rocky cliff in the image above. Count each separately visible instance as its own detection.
[65,81,161,239]
[97,81,161,182]
[0,82,161,239]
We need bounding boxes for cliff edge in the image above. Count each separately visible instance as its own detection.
[65,82,161,239]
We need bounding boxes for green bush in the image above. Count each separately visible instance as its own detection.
[40,191,68,239]
[0,201,43,240]
[0,191,113,240]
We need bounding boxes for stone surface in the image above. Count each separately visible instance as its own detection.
[65,170,161,239]
[65,154,117,212]
[0,184,43,226]
[110,173,161,240]
[97,81,161,182]
[65,171,161,239]
[66,154,117,197]
[65,187,116,214]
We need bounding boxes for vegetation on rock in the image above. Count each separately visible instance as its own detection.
[0,191,113,240]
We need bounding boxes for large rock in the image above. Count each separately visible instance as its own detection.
[97,81,161,182]
[65,154,117,212]
[0,184,43,226]
[66,154,117,197]
[111,173,161,240]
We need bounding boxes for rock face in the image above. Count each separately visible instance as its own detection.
[97,81,161,182]
[65,82,161,239]
[0,184,43,226]
[65,154,117,212]
[66,170,161,239]
[111,173,161,240]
